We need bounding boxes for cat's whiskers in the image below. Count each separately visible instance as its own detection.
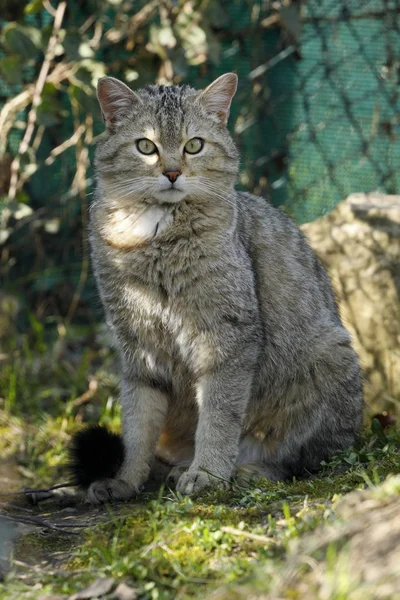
[106,177,153,189]
[192,178,236,209]
[104,178,155,197]
[108,181,159,203]
[113,186,152,201]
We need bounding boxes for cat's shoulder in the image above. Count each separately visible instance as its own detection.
[235,190,298,231]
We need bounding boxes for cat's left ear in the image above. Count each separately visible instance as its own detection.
[196,73,238,123]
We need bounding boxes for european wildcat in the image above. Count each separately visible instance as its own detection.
[80,73,362,503]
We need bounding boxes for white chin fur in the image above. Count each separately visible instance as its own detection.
[152,188,188,203]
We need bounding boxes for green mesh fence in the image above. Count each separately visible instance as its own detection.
[200,0,400,222]
[0,0,399,320]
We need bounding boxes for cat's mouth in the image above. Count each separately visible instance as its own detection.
[153,186,187,203]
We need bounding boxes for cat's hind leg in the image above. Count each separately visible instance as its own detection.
[237,344,363,483]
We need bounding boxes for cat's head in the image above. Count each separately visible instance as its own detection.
[95,74,239,205]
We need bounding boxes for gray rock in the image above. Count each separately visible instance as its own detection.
[302,193,400,409]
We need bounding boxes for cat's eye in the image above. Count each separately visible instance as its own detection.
[184,137,204,154]
[136,138,158,155]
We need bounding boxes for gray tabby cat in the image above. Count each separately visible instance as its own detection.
[87,73,363,503]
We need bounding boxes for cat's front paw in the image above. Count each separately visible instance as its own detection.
[167,465,188,487]
[176,470,229,495]
[87,478,136,504]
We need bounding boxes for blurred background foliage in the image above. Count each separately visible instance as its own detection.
[0,0,399,420]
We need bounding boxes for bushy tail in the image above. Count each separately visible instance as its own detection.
[68,425,125,489]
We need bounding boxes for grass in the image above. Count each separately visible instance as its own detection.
[0,324,399,599]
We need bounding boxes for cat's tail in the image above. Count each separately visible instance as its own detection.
[68,425,125,489]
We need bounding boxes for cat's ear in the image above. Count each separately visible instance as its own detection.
[197,73,238,123]
[97,77,142,129]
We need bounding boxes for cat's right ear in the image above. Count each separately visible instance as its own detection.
[97,77,142,129]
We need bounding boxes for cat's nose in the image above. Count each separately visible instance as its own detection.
[163,170,181,184]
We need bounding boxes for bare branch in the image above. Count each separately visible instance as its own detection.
[105,0,157,44]
[0,512,87,535]
[0,90,31,157]
[43,0,57,17]
[45,124,86,166]
[71,378,99,408]
[0,482,75,497]
[8,1,67,199]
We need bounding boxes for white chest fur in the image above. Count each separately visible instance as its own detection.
[103,204,174,249]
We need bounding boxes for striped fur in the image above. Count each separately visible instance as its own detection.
[86,74,363,502]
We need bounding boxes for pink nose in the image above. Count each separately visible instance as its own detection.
[164,170,181,183]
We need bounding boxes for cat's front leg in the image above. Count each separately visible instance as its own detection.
[88,376,168,503]
[176,363,253,495]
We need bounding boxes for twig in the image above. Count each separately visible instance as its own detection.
[248,45,297,79]
[71,378,99,408]
[78,14,96,34]
[8,1,67,199]
[0,90,31,156]
[0,482,75,497]
[44,124,86,166]
[90,20,103,50]
[32,125,45,153]
[25,490,58,504]
[24,482,76,493]
[0,61,77,160]
[260,13,280,28]
[1,512,89,528]
[0,513,85,535]
[59,177,94,202]
[58,111,92,340]
[43,0,57,17]
[105,0,157,44]
[0,503,35,514]
[47,60,78,86]
[220,526,276,544]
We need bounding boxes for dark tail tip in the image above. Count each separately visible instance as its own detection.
[68,425,125,489]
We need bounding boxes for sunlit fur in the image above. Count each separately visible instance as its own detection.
[87,74,363,503]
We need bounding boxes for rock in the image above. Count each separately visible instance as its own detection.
[207,476,400,600]
[288,476,400,599]
[113,582,138,600]
[301,193,400,410]
[0,518,18,580]
[69,578,115,600]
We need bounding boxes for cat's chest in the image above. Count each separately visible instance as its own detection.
[98,202,241,315]
[130,206,173,241]
[104,205,174,250]
[108,216,211,297]
[125,238,208,299]
[107,232,217,338]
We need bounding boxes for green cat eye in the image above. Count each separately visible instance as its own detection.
[184,137,204,154]
[136,138,157,155]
